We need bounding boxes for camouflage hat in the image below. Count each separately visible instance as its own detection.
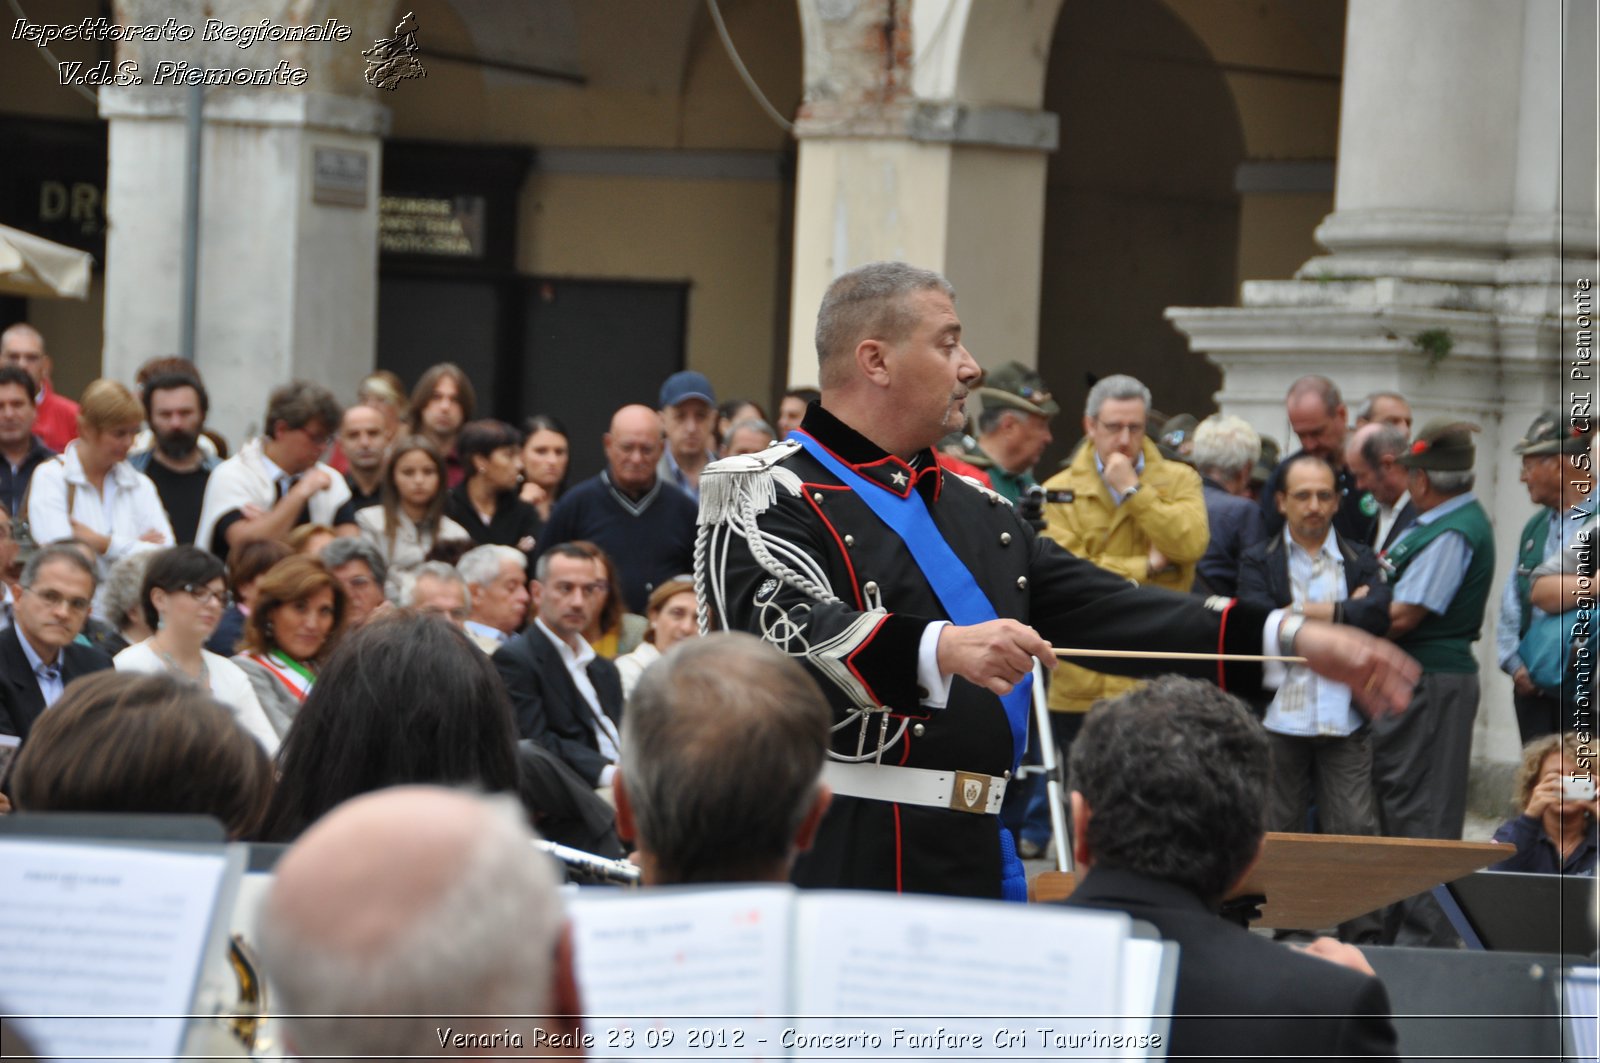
[978,361,1059,417]
[1513,408,1594,456]
[1398,418,1479,472]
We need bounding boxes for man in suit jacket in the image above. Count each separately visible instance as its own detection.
[1063,676,1398,1062]
[492,541,623,789]
[0,545,114,740]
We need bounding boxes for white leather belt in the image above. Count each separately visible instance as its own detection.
[823,761,1007,815]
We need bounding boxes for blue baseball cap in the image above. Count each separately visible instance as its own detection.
[659,370,716,408]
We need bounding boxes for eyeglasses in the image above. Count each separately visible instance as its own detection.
[180,584,233,608]
[23,586,91,613]
[1093,418,1146,438]
[549,581,609,597]
[420,605,471,621]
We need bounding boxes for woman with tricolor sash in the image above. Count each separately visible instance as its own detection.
[234,555,347,739]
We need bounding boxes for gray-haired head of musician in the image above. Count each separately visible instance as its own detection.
[616,632,833,885]
[1069,676,1270,907]
[256,786,582,1057]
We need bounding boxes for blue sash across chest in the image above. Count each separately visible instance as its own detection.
[789,431,1033,767]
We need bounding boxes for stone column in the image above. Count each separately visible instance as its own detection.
[787,0,1060,385]
[101,0,392,442]
[1167,0,1598,794]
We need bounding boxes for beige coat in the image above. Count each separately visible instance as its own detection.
[1040,437,1208,712]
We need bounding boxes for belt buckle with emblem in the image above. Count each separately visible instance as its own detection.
[950,770,990,814]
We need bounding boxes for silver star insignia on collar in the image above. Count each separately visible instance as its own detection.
[891,470,908,487]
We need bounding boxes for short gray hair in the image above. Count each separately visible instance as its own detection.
[1422,468,1475,493]
[1357,391,1408,422]
[257,792,563,1057]
[813,262,954,389]
[407,562,471,611]
[977,407,1025,435]
[726,418,775,441]
[457,544,525,588]
[621,633,830,883]
[101,551,157,632]
[321,537,388,587]
[1359,423,1408,467]
[1286,374,1343,413]
[1084,374,1151,420]
[21,544,98,591]
[1190,414,1260,479]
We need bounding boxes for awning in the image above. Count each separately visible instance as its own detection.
[0,224,93,300]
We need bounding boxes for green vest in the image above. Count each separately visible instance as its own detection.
[1385,498,1496,673]
[1515,508,1554,638]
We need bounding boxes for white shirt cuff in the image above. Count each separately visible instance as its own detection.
[918,621,955,709]
[1262,608,1289,690]
[598,763,617,788]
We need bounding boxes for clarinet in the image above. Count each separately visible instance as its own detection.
[535,840,643,887]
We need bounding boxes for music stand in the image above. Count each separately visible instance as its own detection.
[1033,833,1514,929]
[1439,870,1599,956]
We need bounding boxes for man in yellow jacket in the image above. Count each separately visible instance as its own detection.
[1041,374,1209,718]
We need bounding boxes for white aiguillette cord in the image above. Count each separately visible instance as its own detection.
[1052,647,1307,664]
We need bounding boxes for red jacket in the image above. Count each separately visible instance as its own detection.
[34,380,79,453]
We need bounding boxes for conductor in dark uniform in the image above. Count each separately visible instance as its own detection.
[695,261,1418,900]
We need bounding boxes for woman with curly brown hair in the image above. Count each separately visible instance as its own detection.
[233,555,347,739]
[1491,732,1598,875]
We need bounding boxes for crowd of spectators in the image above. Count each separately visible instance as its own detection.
[0,313,1591,1054]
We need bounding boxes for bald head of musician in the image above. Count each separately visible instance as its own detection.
[256,786,584,1058]
[614,632,832,885]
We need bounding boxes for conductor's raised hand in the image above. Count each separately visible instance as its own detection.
[936,620,1054,696]
[1293,619,1419,719]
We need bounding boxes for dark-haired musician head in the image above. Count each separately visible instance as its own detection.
[1063,675,1397,1060]
[258,611,519,842]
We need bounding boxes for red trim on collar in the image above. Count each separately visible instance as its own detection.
[794,428,917,498]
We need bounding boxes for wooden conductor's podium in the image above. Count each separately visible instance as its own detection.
[1031,832,1516,928]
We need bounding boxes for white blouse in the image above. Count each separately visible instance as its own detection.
[113,640,280,756]
[27,443,174,579]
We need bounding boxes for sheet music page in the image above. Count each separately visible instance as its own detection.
[1117,938,1176,1058]
[0,839,231,1063]
[568,885,794,1060]
[1567,966,1599,1063]
[789,891,1138,1059]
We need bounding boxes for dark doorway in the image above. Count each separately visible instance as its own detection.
[520,278,688,481]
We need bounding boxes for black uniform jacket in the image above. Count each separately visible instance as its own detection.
[707,404,1271,898]
[0,626,114,741]
[1065,867,1398,1062]
[492,623,623,788]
